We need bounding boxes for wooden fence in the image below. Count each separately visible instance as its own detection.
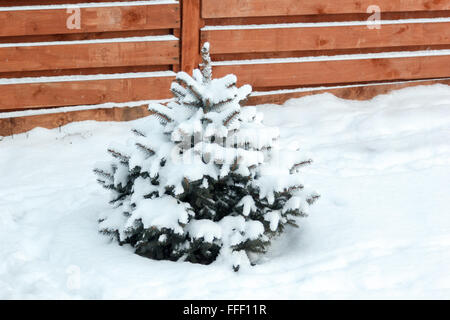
[1,0,450,136]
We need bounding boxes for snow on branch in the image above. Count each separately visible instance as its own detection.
[94,42,318,271]
[200,42,212,84]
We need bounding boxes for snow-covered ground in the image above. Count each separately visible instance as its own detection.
[1,84,450,299]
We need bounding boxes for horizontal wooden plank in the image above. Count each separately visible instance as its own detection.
[0,29,172,44]
[0,1,147,5]
[0,38,179,72]
[0,75,174,110]
[204,12,450,26]
[212,54,450,88]
[209,44,450,62]
[0,104,151,137]
[0,65,171,79]
[0,3,180,37]
[203,21,450,54]
[246,78,450,105]
[202,0,450,18]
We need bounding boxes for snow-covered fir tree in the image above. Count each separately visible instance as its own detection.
[94,42,319,270]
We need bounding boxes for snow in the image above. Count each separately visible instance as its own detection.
[125,196,192,235]
[1,84,450,298]
[113,163,128,188]
[264,211,280,232]
[283,196,306,214]
[193,141,264,167]
[186,220,222,243]
[237,195,256,216]
[218,216,264,246]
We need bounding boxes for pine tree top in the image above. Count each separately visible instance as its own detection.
[149,42,252,128]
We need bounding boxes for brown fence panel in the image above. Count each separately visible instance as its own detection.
[202,0,450,18]
[201,0,450,97]
[0,38,179,72]
[212,54,450,88]
[0,0,180,121]
[203,21,450,54]
[0,73,175,110]
[2,0,450,136]
[0,2,180,37]
[0,104,151,137]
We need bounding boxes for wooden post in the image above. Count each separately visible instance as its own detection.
[181,0,203,75]
[172,28,181,72]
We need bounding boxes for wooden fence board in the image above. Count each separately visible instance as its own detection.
[202,0,450,18]
[0,75,174,110]
[246,78,450,105]
[181,0,202,75]
[212,54,450,88]
[0,104,151,136]
[0,0,148,4]
[0,39,179,72]
[202,21,450,54]
[0,3,180,37]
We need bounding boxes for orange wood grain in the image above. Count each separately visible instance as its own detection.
[0,39,179,72]
[246,78,450,105]
[203,22,450,54]
[202,0,450,18]
[204,11,450,26]
[212,54,450,88]
[0,104,152,137]
[181,0,203,75]
[0,29,171,44]
[0,3,180,37]
[0,65,171,79]
[209,44,450,62]
[0,75,174,110]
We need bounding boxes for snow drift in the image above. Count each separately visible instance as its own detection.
[0,84,449,299]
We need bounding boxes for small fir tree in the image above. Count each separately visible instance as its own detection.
[94,43,319,270]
